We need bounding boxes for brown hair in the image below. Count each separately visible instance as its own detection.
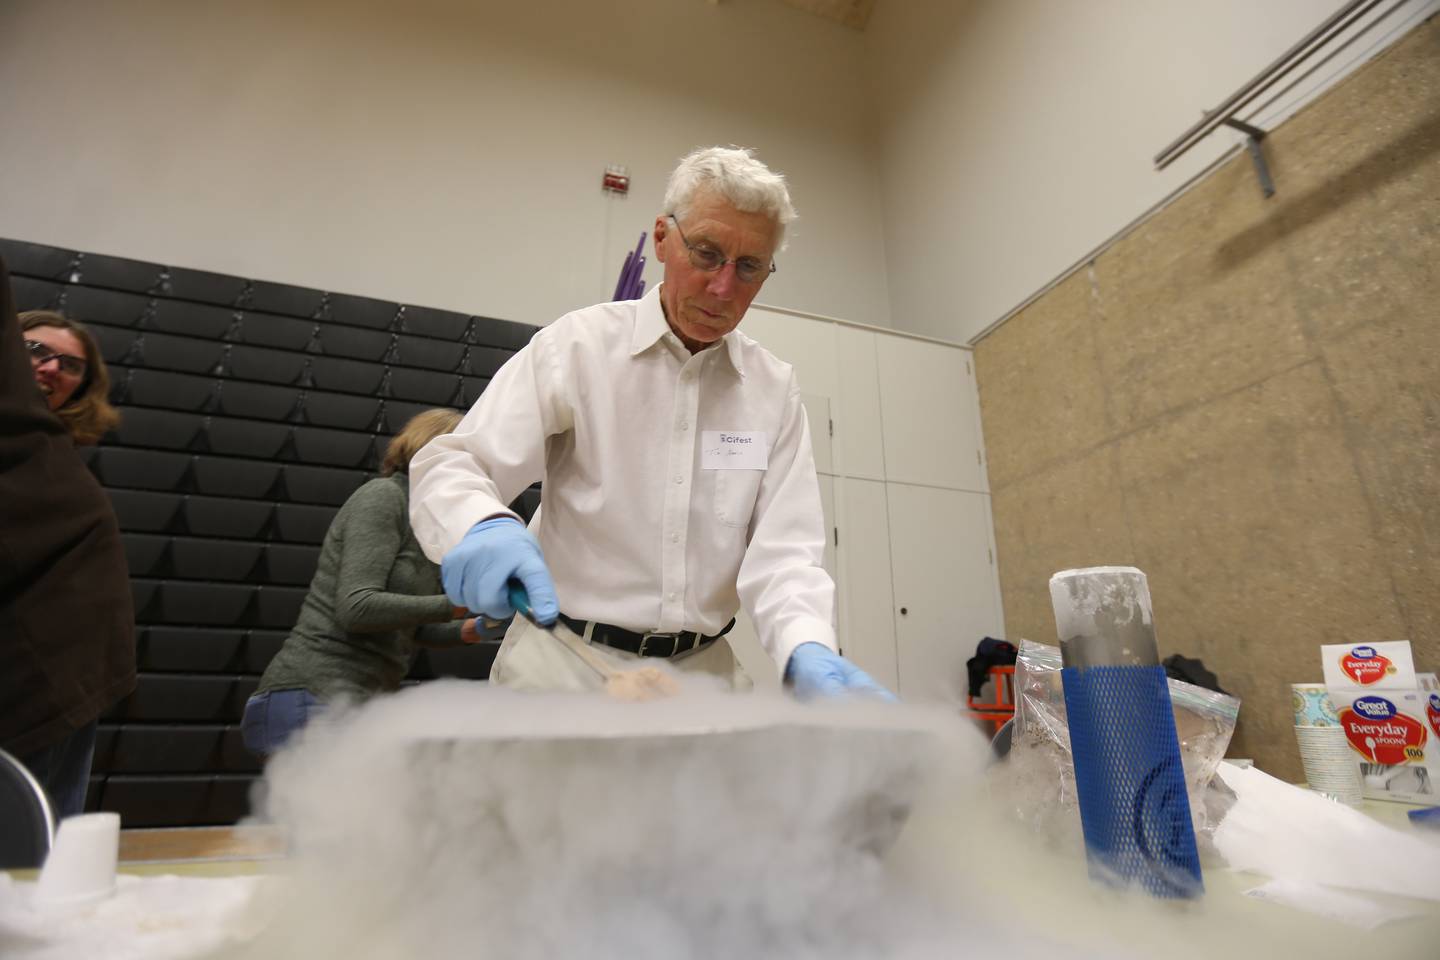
[382,408,463,476]
[19,310,122,445]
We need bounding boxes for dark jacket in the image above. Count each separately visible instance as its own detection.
[0,255,135,756]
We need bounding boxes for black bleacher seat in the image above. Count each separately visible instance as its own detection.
[326,293,397,330]
[131,579,159,618]
[110,489,184,531]
[0,238,76,279]
[190,456,282,499]
[386,367,455,405]
[463,345,512,379]
[464,315,536,352]
[393,335,466,372]
[97,774,256,827]
[225,310,312,351]
[104,674,256,723]
[134,627,287,674]
[271,503,339,544]
[54,284,150,328]
[183,496,274,539]
[204,380,301,422]
[68,252,168,294]
[147,299,234,339]
[307,355,385,395]
[10,275,63,311]
[219,728,260,772]
[240,280,324,319]
[201,418,289,459]
[264,544,322,585]
[169,537,264,581]
[121,534,171,578]
[310,323,389,362]
[223,343,308,384]
[286,425,373,468]
[111,408,203,449]
[243,630,288,672]
[87,447,190,490]
[143,581,255,625]
[137,627,244,672]
[255,586,308,628]
[165,266,250,307]
[292,391,380,431]
[384,400,442,431]
[113,368,213,409]
[400,305,468,340]
[92,725,255,774]
[277,464,366,506]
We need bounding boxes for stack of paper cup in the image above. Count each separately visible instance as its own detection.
[1291,682,1363,806]
[34,812,120,908]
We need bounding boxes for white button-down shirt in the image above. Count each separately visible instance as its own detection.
[409,284,835,676]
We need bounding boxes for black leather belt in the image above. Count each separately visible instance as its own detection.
[557,614,735,659]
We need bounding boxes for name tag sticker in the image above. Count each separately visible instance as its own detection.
[702,431,768,470]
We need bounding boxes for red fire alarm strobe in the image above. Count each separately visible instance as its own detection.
[602,165,630,195]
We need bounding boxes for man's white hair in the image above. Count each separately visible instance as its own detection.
[663,146,798,250]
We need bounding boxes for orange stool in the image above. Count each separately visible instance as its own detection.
[966,665,1015,736]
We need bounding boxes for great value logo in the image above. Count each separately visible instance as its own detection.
[1339,646,1396,685]
[1340,695,1427,765]
[1427,693,1440,739]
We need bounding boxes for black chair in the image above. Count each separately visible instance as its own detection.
[0,747,56,869]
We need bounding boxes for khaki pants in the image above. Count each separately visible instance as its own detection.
[490,616,753,693]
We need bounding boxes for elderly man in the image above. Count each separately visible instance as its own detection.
[410,146,888,699]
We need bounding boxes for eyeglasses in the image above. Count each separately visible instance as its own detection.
[668,215,776,284]
[25,339,88,378]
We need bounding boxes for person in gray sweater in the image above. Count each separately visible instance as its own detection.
[242,409,480,756]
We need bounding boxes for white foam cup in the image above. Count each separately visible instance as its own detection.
[34,812,121,907]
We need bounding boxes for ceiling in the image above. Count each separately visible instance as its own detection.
[774,0,877,31]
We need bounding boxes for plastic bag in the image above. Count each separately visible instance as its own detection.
[997,638,1240,843]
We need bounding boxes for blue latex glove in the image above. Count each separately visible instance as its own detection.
[784,642,897,702]
[440,517,558,624]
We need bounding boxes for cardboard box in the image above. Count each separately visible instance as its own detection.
[1322,642,1438,803]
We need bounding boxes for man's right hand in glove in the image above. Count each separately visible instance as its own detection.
[440,517,559,624]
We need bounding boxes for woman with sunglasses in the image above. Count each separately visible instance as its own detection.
[20,310,120,444]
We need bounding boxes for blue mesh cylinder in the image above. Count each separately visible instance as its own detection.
[1062,664,1203,898]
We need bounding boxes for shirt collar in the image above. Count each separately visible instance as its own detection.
[631,284,746,379]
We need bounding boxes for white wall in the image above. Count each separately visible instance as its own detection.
[0,0,891,328]
[863,0,1440,343]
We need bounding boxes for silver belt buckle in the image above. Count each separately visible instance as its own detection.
[637,632,680,658]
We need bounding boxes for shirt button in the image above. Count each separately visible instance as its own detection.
[670,533,680,543]
[680,421,690,430]
[667,592,677,601]
[673,475,683,484]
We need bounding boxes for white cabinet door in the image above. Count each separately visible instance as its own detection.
[741,307,839,400]
[834,325,886,481]
[875,336,986,492]
[834,477,898,691]
[886,483,1002,704]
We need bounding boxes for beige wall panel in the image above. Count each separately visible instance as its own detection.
[1113,364,1406,780]
[974,271,1112,491]
[1226,20,1438,345]
[1321,314,1440,669]
[1091,157,1310,432]
[979,20,1439,780]
[990,444,1136,648]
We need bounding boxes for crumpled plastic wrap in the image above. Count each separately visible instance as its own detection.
[990,639,1240,849]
